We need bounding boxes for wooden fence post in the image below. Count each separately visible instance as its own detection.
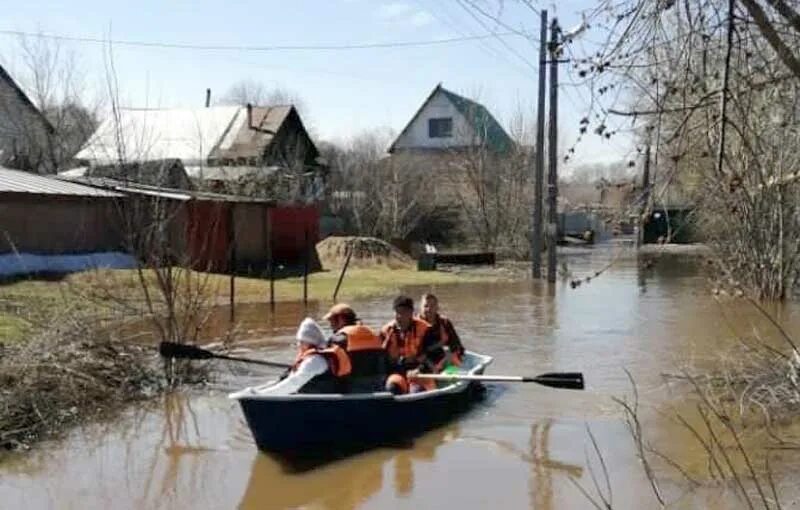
[303,227,309,306]
[228,204,236,325]
[266,204,275,311]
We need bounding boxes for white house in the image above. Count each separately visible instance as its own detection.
[388,84,513,154]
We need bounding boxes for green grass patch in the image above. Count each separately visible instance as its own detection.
[0,267,500,343]
[0,314,30,343]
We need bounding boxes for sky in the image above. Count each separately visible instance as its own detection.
[0,0,638,170]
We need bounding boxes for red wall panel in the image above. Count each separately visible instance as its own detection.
[186,200,230,272]
[268,205,319,265]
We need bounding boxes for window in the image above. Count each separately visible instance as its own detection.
[428,117,453,138]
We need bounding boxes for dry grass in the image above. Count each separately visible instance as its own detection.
[0,303,167,454]
[316,236,415,270]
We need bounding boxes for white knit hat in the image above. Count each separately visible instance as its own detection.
[296,317,326,347]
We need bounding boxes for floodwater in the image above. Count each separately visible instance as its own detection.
[3,241,800,509]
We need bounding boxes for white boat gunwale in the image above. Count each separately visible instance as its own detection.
[227,350,493,402]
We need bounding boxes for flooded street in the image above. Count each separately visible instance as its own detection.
[3,242,800,509]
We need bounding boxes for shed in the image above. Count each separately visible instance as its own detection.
[61,177,320,274]
[0,166,126,255]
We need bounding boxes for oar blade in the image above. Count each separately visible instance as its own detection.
[159,341,214,360]
[525,372,585,390]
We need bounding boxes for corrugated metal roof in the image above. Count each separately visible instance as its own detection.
[0,166,123,197]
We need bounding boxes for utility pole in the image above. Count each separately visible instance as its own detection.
[637,141,652,247]
[532,9,548,279]
[546,19,560,283]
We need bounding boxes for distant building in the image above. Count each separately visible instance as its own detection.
[0,65,54,173]
[75,104,323,201]
[388,83,513,154]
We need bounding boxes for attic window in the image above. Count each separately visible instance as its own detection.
[428,117,453,138]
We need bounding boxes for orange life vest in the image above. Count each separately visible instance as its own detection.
[339,324,383,352]
[292,345,352,377]
[381,317,430,361]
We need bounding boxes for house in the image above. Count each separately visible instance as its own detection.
[0,65,54,173]
[388,84,514,154]
[75,104,322,200]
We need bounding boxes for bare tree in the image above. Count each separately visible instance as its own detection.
[560,0,800,299]
[218,79,309,121]
[325,130,452,243]
[439,103,535,255]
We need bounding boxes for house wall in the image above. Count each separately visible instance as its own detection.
[0,74,50,172]
[0,194,125,254]
[391,91,477,151]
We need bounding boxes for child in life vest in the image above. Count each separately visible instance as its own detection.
[263,318,350,395]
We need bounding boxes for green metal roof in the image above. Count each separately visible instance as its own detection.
[438,86,514,153]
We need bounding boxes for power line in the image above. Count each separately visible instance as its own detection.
[424,0,536,78]
[456,0,539,72]
[460,0,539,42]
[519,0,542,16]
[0,28,522,52]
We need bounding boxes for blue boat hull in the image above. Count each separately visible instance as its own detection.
[232,352,492,457]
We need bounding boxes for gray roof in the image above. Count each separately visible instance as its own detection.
[0,166,123,197]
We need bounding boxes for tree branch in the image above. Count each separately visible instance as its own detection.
[740,0,800,79]
[764,0,800,35]
[715,0,736,177]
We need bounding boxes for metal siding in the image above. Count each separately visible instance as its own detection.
[268,205,319,265]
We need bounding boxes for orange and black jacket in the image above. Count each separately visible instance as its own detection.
[329,323,389,378]
[422,314,465,366]
[380,318,439,373]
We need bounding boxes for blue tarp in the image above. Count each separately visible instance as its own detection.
[0,252,138,278]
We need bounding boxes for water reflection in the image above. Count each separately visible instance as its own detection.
[238,425,459,510]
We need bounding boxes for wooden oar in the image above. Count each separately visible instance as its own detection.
[414,372,585,390]
[159,342,292,369]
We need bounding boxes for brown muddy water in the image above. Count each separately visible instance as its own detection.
[3,242,800,509]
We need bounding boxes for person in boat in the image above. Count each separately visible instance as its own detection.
[418,293,466,369]
[266,317,351,395]
[322,303,388,385]
[380,295,440,393]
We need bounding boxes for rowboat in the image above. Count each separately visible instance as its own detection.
[228,351,493,457]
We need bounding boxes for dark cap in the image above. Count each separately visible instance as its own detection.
[393,295,414,311]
